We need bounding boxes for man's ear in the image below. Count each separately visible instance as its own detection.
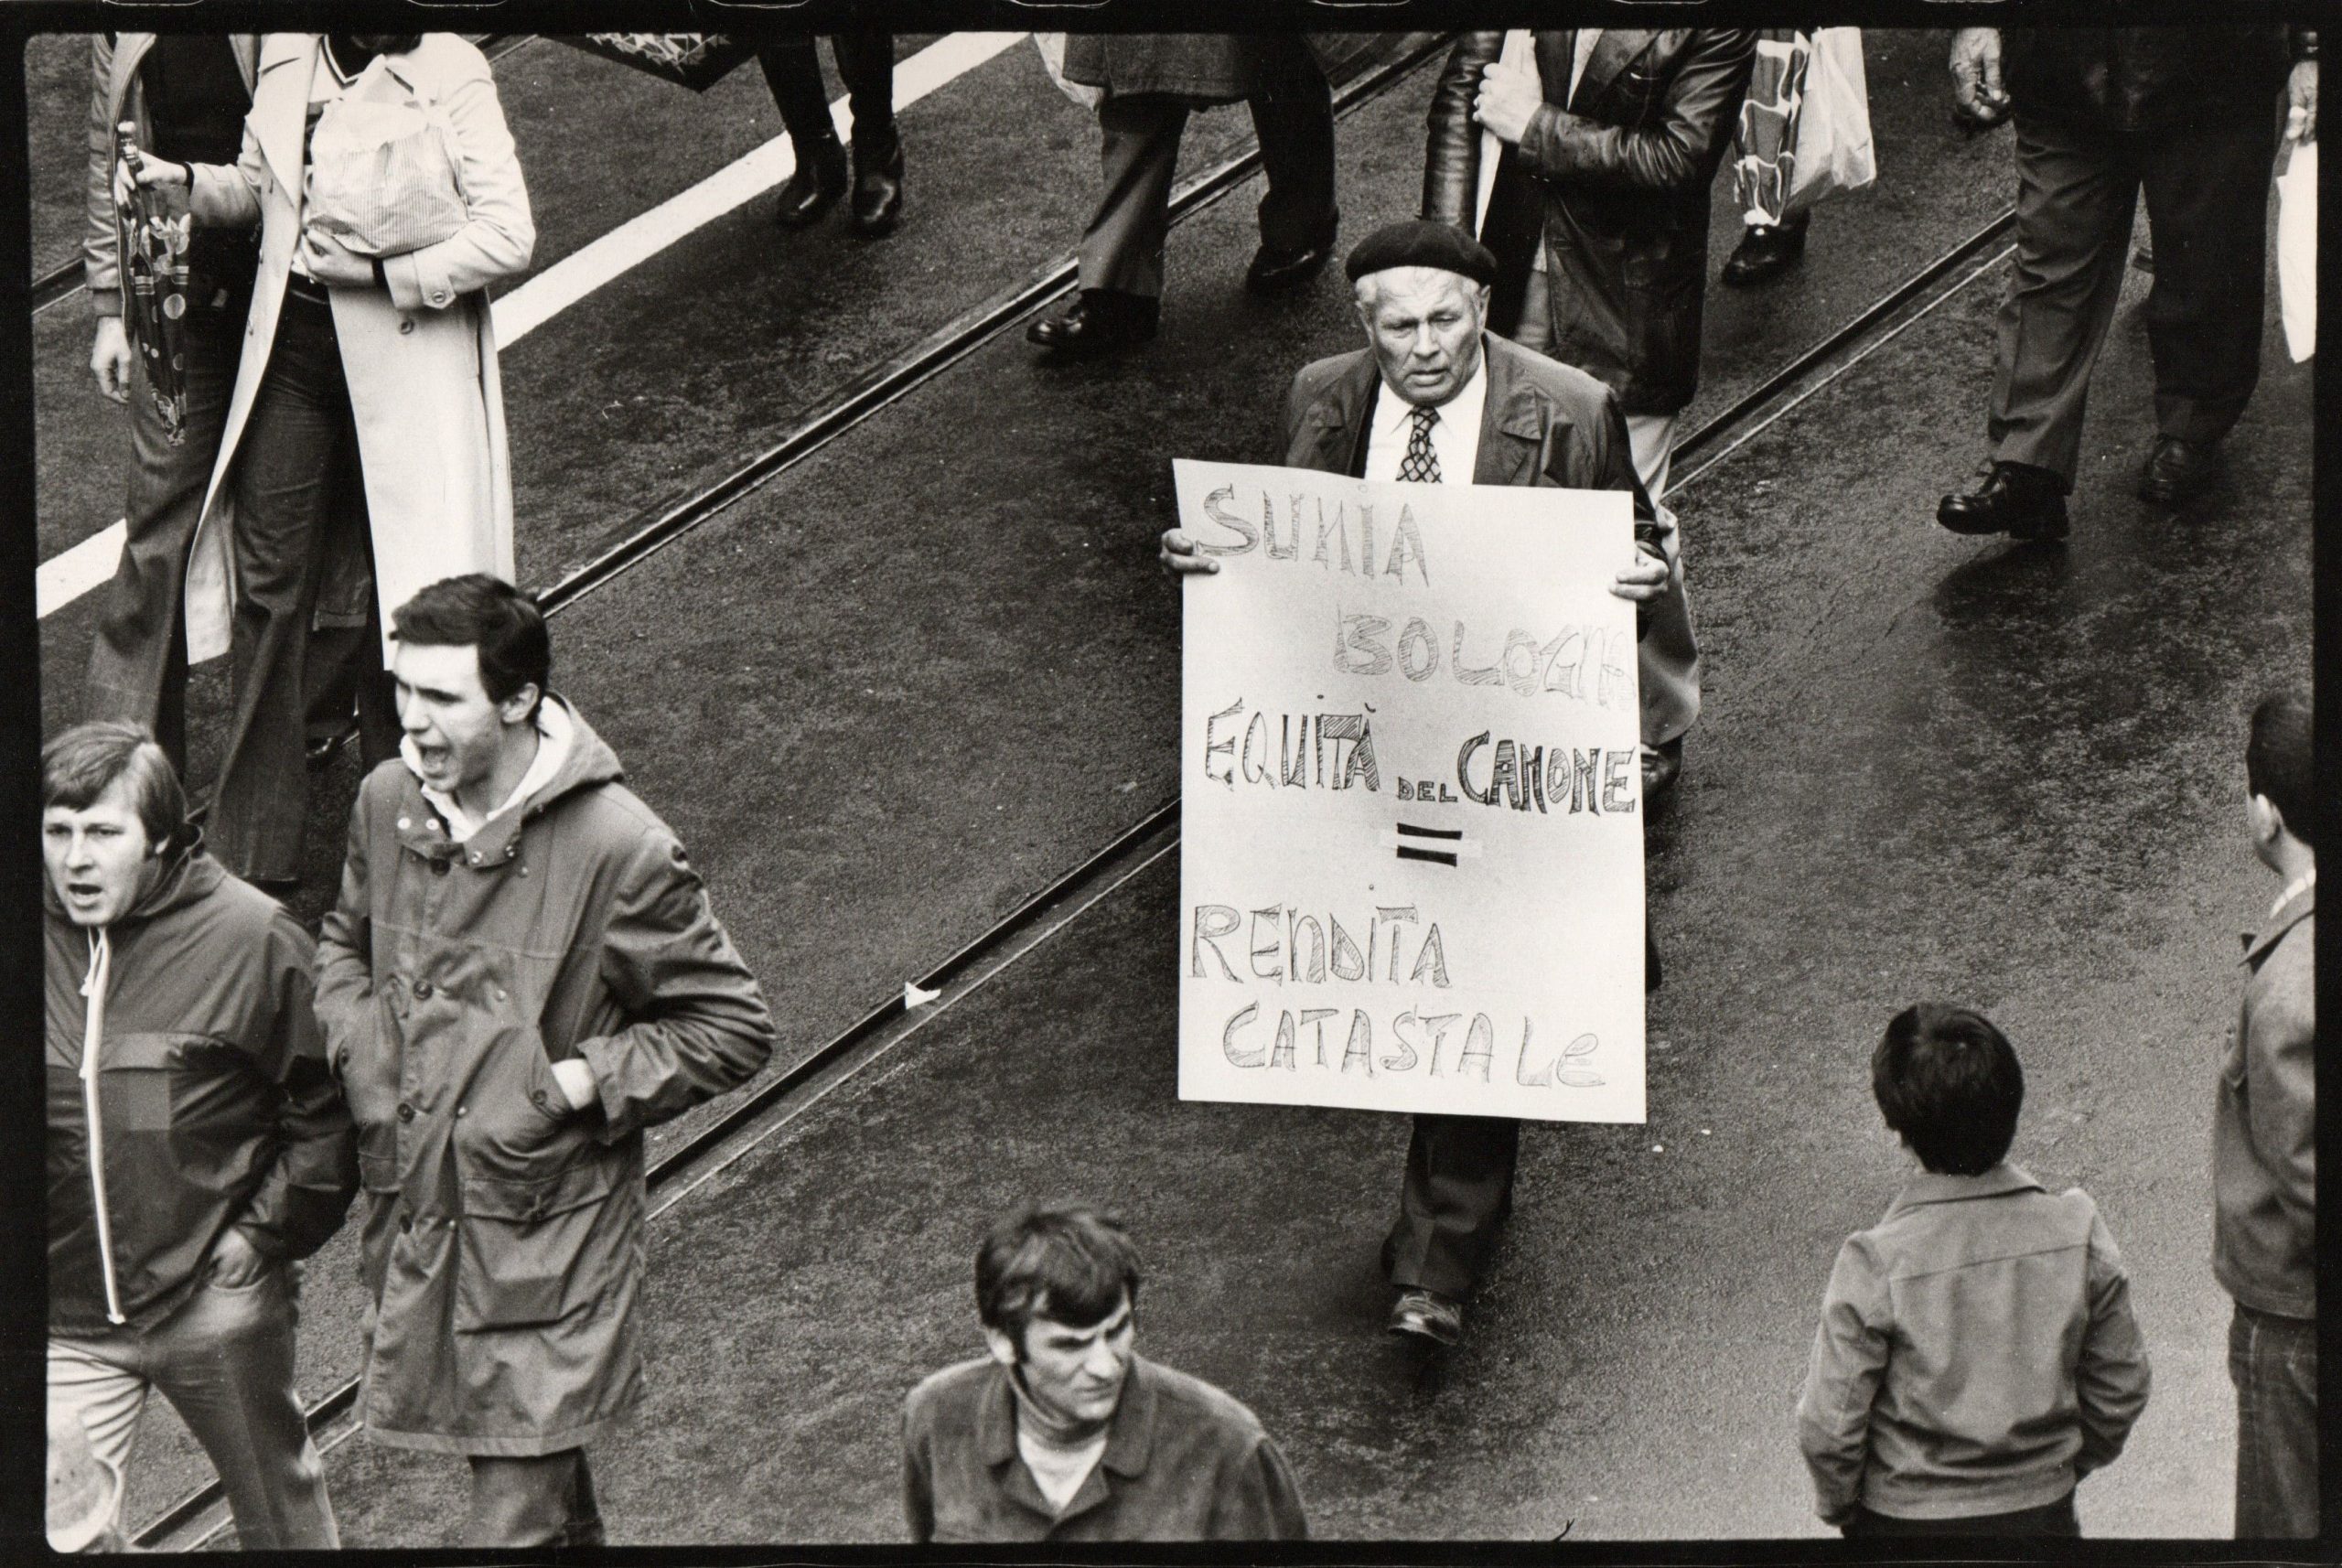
[2249,792,2288,849]
[498,682,541,728]
[981,1324,1019,1369]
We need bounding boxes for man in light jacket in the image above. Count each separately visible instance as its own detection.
[317,574,776,1546]
[2218,687,2317,1537]
[44,720,355,1550]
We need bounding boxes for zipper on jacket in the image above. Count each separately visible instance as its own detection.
[80,930,126,1325]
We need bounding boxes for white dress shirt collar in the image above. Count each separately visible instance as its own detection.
[1366,343,1490,486]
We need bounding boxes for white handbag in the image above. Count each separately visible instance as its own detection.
[2277,139,2315,363]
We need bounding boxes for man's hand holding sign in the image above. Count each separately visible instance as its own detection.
[1161,220,1689,1350]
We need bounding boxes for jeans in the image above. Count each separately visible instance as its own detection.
[48,1266,337,1550]
[1844,1489,2079,1537]
[465,1448,604,1547]
[207,286,388,882]
[83,285,246,772]
[2231,1302,2319,1537]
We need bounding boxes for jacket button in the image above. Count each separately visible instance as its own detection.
[431,859,449,877]
[398,318,415,335]
[397,1102,415,1122]
[413,980,434,999]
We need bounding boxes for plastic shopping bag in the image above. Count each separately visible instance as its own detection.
[1732,31,1814,228]
[2277,140,2315,363]
[1787,28,1875,212]
[306,97,468,258]
[1034,35,1102,110]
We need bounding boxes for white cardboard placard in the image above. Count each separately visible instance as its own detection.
[1176,458,1648,1124]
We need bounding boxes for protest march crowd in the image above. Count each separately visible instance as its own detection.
[40,21,2319,1550]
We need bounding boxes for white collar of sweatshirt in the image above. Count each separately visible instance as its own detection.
[406,699,573,844]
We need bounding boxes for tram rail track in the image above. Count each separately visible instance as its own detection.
[133,38,2023,1549]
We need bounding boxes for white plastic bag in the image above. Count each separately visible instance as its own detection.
[2277,139,2315,363]
[1033,34,1102,111]
[305,97,467,258]
[1787,28,1875,211]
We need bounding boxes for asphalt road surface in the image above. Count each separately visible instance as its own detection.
[26,28,2311,1544]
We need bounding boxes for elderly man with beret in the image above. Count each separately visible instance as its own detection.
[1162,220,1681,1348]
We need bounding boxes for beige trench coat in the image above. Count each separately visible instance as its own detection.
[183,33,532,664]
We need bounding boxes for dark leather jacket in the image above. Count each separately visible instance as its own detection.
[2005,27,2292,135]
[1424,30,1755,415]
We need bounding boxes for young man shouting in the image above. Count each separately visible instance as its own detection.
[317,574,776,1547]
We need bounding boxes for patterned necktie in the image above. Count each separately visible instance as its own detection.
[1398,404,1443,484]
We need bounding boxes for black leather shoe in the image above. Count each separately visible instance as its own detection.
[774,137,849,229]
[1026,289,1159,360]
[1388,1288,1464,1348]
[849,138,904,238]
[1245,238,1333,295]
[2137,435,2220,505]
[1936,462,2069,542]
[1720,219,1808,286]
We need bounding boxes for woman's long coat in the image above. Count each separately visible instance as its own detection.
[183,32,533,663]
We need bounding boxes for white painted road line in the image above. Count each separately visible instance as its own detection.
[38,32,1028,623]
[491,32,1024,349]
[38,520,128,618]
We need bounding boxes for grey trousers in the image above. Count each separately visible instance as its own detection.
[1386,1114,1519,1299]
[1989,107,2280,486]
[1078,44,1337,299]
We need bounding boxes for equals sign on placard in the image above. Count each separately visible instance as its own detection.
[1381,822,1477,867]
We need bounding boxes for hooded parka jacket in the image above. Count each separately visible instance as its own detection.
[46,837,356,1337]
[315,698,775,1456]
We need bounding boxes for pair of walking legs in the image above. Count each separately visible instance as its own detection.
[1078,40,1338,304]
[1987,109,2276,490]
[86,285,392,885]
[48,1268,335,1550]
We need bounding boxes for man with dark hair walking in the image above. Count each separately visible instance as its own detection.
[902,1203,1307,1541]
[44,719,354,1550]
[317,574,776,1546]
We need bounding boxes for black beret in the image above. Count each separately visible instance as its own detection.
[1343,220,1499,287]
